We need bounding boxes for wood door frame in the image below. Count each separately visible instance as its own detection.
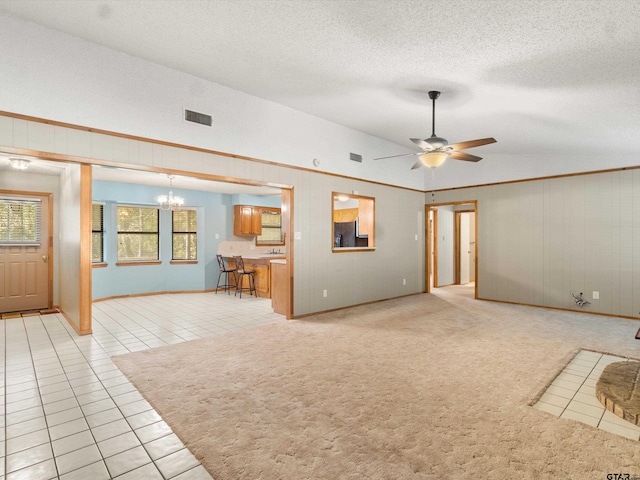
[454,209,475,286]
[425,201,478,298]
[281,187,293,319]
[0,189,54,311]
[426,208,439,291]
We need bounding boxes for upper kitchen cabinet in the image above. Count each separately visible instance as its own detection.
[233,205,262,236]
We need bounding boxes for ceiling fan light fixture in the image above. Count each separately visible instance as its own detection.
[425,136,448,149]
[419,151,449,168]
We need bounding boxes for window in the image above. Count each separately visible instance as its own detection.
[332,192,375,250]
[117,206,159,262]
[172,209,197,260]
[91,203,104,263]
[0,197,41,245]
[256,208,283,245]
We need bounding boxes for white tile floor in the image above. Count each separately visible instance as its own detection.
[1,292,282,479]
[534,349,640,441]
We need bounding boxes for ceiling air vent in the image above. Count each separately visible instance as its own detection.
[350,152,362,163]
[184,109,212,127]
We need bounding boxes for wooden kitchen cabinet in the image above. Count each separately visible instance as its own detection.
[333,207,358,222]
[234,205,262,236]
[252,264,270,297]
[226,257,273,298]
[357,198,374,237]
[271,260,289,316]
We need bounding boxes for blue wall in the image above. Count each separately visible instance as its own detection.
[92,181,235,299]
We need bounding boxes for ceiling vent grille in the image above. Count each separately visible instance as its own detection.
[184,109,212,126]
[350,152,363,163]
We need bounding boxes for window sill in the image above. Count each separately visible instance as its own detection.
[170,260,198,265]
[332,247,376,253]
[116,261,162,267]
[92,262,108,268]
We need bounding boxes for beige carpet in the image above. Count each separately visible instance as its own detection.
[113,287,640,479]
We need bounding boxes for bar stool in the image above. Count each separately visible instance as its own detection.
[216,254,237,294]
[233,256,256,298]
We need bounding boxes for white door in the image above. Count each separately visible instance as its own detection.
[468,213,476,282]
[459,212,471,285]
[0,193,50,313]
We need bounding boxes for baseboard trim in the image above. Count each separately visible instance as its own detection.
[291,292,424,319]
[93,289,217,303]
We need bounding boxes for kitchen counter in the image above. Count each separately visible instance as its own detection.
[270,259,289,317]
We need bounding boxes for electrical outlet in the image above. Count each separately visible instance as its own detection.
[403,278,406,285]
[415,234,418,241]
[593,291,599,300]
[214,233,219,239]
[323,289,327,298]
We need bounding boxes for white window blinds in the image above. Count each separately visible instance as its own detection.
[0,197,42,245]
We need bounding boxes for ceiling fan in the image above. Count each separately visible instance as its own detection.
[374,91,496,169]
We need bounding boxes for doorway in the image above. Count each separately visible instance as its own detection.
[455,211,475,285]
[0,192,53,313]
[426,202,477,298]
[2,152,294,332]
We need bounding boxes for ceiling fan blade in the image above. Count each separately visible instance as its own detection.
[410,138,431,150]
[448,137,497,150]
[450,151,482,162]
[410,159,423,170]
[373,152,420,161]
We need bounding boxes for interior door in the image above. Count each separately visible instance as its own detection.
[459,212,471,284]
[0,193,51,313]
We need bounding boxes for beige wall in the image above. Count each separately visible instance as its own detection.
[432,169,640,318]
[57,164,82,328]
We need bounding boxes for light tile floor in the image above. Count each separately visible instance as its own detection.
[534,349,640,441]
[1,292,282,479]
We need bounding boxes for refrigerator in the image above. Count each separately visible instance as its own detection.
[334,221,356,247]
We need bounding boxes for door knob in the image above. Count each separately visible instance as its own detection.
[42,255,48,263]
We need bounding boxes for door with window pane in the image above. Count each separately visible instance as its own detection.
[0,193,51,313]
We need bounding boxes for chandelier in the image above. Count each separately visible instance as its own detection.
[156,175,184,211]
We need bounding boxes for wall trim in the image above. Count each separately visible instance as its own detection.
[291,292,424,319]
[433,164,640,194]
[0,110,423,194]
[2,111,638,195]
[92,289,218,303]
[59,306,92,335]
[477,297,640,322]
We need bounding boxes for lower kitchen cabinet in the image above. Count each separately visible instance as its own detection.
[252,264,270,298]
[225,257,275,298]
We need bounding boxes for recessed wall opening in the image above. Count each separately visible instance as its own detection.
[426,202,477,298]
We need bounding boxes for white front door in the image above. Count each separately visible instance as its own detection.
[0,193,51,313]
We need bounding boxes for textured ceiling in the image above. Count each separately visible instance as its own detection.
[1,0,640,174]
